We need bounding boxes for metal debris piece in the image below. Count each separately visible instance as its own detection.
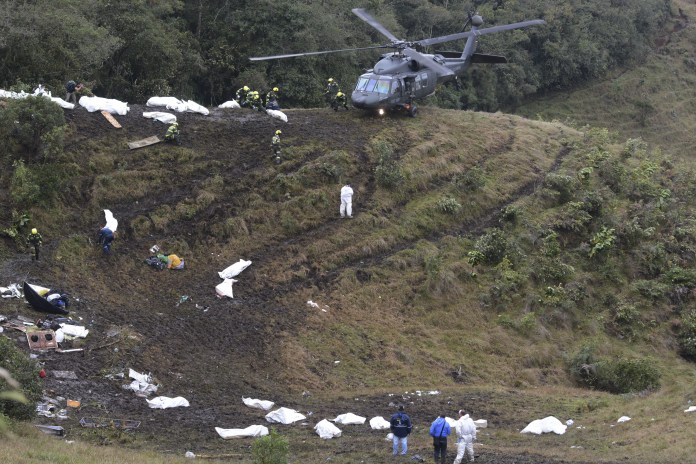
[35,424,65,436]
[51,370,78,380]
[26,330,58,350]
[79,417,141,430]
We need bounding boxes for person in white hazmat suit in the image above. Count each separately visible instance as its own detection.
[340,183,353,218]
[453,409,477,463]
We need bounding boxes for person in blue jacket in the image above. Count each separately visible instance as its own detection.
[429,414,452,464]
[98,227,114,254]
[390,405,412,456]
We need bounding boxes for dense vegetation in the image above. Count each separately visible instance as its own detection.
[0,0,671,109]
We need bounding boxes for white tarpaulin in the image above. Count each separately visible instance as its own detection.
[265,407,306,425]
[685,406,696,413]
[315,419,342,439]
[219,100,241,109]
[369,416,391,430]
[1,283,22,298]
[59,324,89,338]
[122,368,158,396]
[216,425,269,439]
[243,397,275,411]
[333,413,366,425]
[146,396,190,409]
[104,209,118,232]
[445,417,458,427]
[617,416,631,423]
[79,96,129,115]
[215,278,237,299]
[143,111,177,124]
[266,109,288,123]
[520,416,567,435]
[0,88,75,109]
[218,259,252,279]
[146,96,209,115]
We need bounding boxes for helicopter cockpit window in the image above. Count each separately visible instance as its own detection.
[355,77,370,91]
[375,79,390,94]
[391,80,401,95]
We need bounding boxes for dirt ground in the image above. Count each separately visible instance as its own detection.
[0,103,600,463]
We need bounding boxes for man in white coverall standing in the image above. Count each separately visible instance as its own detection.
[453,409,477,463]
[340,183,353,218]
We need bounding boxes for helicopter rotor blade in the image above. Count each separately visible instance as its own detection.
[416,19,545,47]
[249,45,390,62]
[402,48,454,76]
[352,8,400,44]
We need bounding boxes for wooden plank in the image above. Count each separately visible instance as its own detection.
[100,110,122,128]
[128,136,161,150]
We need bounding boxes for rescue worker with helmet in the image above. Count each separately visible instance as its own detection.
[266,87,280,110]
[164,122,180,144]
[325,78,339,105]
[27,228,43,260]
[271,130,282,164]
[333,91,349,111]
[236,85,250,107]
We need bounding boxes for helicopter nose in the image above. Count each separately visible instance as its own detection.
[351,92,368,108]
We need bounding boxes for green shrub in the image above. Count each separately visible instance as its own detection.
[453,166,486,192]
[568,346,661,394]
[678,310,696,361]
[0,336,42,420]
[631,279,669,301]
[436,196,462,214]
[544,173,577,204]
[373,140,403,188]
[473,228,508,266]
[252,428,288,464]
[500,204,520,223]
[0,96,65,161]
[550,201,593,232]
[10,160,41,207]
[589,226,616,258]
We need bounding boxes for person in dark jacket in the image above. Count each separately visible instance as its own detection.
[98,227,114,254]
[390,405,412,456]
[429,414,452,464]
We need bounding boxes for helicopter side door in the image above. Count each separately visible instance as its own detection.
[412,71,437,99]
[388,79,402,105]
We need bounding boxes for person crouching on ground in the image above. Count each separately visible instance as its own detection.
[158,253,185,270]
[98,227,114,254]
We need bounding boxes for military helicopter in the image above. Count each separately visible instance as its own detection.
[250,8,545,116]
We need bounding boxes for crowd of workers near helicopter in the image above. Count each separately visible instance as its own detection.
[235,85,281,111]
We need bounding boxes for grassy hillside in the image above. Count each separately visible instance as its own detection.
[2,3,696,463]
[513,1,695,158]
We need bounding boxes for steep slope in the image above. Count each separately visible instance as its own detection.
[1,102,695,464]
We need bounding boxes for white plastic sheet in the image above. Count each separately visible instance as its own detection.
[243,397,275,411]
[369,416,391,430]
[0,283,22,298]
[59,324,89,338]
[0,88,74,109]
[520,416,567,435]
[104,209,118,232]
[122,368,158,396]
[79,96,129,115]
[215,278,237,298]
[617,416,631,423]
[315,419,342,439]
[333,413,366,425]
[685,406,696,413]
[146,96,208,115]
[218,100,241,109]
[146,396,190,409]
[143,111,177,124]
[445,417,458,427]
[218,259,252,279]
[266,109,288,123]
[265,407,306,424]
[216,425,269,439]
